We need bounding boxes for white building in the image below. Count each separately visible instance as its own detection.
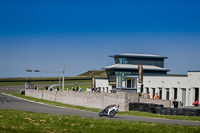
[95,53,200,107]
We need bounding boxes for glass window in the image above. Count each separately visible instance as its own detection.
[117,76,137,89]
[121,78,126,88]
[132,78,137,88]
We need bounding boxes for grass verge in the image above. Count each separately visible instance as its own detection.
[0,79,91,87]
[0,109,200,133]
[4,92,200,122]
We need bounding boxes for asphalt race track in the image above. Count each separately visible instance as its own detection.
[1,93,200,126]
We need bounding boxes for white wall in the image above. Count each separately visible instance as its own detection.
[95,72,200,107]
[139,72,200,106]
[95,79,112,93]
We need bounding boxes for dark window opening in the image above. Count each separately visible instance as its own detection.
[146,88,149,93]
[174,88,177,100]
[152,88,155,98]
[195,88,199,102]
[166,88,170,100]
[127,78,131,88]
[159,88,162,99]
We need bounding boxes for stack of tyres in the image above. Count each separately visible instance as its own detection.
[129,102,200,116]
[197,109,200,116]
[170,108,177,115]
[189,109,198,116]
[176,108,184,116]
[146,104,155,113]
[155,107,162,114]
[154,104,164,108]
[152,104,163,114]
[160,107,166,115]
[164,107,171,115]
[129,103,133,111]
[142,104,150,112]
[132,103,140,111]
[137,103,144,112]
[183,108,190,116]
[183,109,197,116]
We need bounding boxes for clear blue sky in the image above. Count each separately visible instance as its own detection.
[0,0,200,77]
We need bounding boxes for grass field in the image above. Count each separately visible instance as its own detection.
[4,92,200,122]
[0,77,91,87]
[0,79,91,92]
[0,109,200,133]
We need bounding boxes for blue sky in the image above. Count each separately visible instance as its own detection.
[0,0,200,77]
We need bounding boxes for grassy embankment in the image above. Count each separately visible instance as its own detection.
[1,109,200,133]
[5,92,200,122]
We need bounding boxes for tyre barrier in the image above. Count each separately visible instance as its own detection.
[129,103,200,116]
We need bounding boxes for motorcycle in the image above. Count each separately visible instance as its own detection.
[99,104,119,117]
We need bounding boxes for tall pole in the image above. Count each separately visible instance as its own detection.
[62,65,65,91]
[59,77,61,86]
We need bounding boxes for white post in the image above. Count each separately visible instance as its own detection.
[62,65,65,91]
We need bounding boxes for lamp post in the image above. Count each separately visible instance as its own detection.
[62,65,65,91]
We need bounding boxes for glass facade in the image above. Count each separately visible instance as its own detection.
[114,57,164,68]
[105,54,168,92]
[117,76,137,89]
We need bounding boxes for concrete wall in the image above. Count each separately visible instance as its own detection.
[25,90,129,111]
[25,89,171,111]
[140,98,171,107]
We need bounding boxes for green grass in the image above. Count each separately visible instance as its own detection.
[0,79,91,93]
[4,92,200,122]
[0,82,26,87]
[0,80,91,87]
[119,111,200,122]
[0,109,200,133]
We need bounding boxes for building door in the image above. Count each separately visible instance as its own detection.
[127,78,131,88]
[182,88,186,106]
[166,88,170,100]
[159,88,162,99]
[146,88,149,93]
[152,88,155,98]
[174,88,177,100]
[195,88,199,102]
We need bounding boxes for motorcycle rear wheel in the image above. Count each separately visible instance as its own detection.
[99,112,103,117]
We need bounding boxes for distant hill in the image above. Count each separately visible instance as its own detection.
[76,70,107,78]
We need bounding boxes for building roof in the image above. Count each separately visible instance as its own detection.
[109,53,168,59]
[103,64,170,71]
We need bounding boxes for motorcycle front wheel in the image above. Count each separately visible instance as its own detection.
[109,110,116,117]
